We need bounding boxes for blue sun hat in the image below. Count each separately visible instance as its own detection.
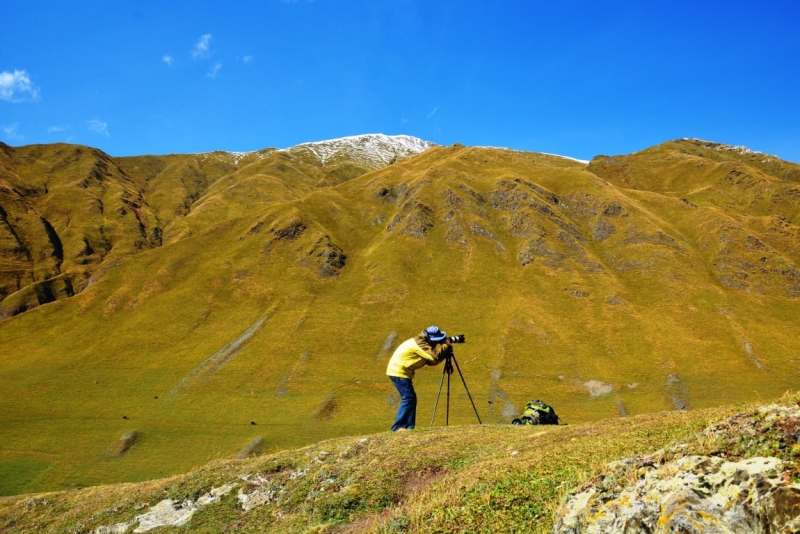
[424,326,447,342]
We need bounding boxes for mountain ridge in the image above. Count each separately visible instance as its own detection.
[1,135,799,499]
[0,134,438,317]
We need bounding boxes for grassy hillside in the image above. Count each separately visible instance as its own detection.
[1,396,776,533]
[1,137,799,497]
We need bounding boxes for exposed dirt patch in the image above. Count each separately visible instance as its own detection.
[401,468,447,496]
[743,340,764,369]
[330,509,394,534]
[584,380,613,397]
[592,218,616,242]
[114,431,139,457]
[376,331,398,360]
[314,395,337,419]
[607,295,630,306]
[237,437,266,459]
[233,269,251,281]
[773,417,800,441]
[565,286,589,298]
[488,367,519,422]
[170,309,273,394]
[665,374,690,410]
[276,350,309,396]
[361,289,408,304]
[623,226,684,251]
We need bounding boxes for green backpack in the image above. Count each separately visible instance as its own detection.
[512,400,560,425]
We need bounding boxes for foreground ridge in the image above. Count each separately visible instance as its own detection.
[554,402,800,533]
[3,397,798,533]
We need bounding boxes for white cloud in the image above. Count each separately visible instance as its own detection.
[400,117,409,125]
[87,119,109,137]
[427,106,439,119]
[207,62,222,79]
[162,54,174,66]
[0,70,40,102]
[47,125,68,133]
[2,123,23,141]
[191,34,212,59]
[242,55,253,63]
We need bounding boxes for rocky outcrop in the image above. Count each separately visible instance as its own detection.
[553,403,800,533]
[301,235,347,278]
[94,484,236,533]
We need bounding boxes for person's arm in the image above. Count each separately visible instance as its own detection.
[423,340,451,366]
[412,342,438,363]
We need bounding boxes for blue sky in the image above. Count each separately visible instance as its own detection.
[2,1,799,161]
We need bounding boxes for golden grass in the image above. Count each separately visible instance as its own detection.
[1,139,799,499]
[1,395,784,533]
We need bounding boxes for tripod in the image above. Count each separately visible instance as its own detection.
[430,349,482,427]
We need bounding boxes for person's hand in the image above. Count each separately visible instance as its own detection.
[444,338,451,346]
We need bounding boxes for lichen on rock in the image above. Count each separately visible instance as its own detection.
[93,483,236,533]
[552,403,800,534]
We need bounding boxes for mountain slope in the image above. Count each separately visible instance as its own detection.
[588,138,800,297]
[0,137,799,498]
[0,143,163,314]
[0,135,436,317]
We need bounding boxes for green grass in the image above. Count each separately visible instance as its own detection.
[1,139,800,497]
[2,395,791,533]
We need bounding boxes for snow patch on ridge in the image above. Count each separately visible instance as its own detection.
[683,138,774,158]
[221,151,255,164]
[191,135,599,169]
[191,149,274,166]
[191,134,436,169]
[282,133,437,169]
[539,152,590,164]
[479,146,589,164]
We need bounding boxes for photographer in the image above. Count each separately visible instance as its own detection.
[386,326,452,432]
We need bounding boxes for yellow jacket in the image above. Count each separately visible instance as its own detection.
[386,334,448,379]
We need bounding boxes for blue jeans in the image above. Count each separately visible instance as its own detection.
[390,376,416,431]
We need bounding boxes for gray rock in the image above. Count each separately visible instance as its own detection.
[584,380,613,397]
[93,484,236,533]
[553,404,800,534]
[554,455,798,533]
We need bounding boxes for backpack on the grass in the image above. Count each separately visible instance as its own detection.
[512,399,560,425]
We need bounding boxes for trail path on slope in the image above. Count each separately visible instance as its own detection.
[169,308,275,395]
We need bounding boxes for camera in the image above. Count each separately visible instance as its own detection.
[447,335,465,344]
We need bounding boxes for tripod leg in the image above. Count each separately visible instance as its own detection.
[446,371,451,426]
[430,367,447,428]
[451,355,482,425]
